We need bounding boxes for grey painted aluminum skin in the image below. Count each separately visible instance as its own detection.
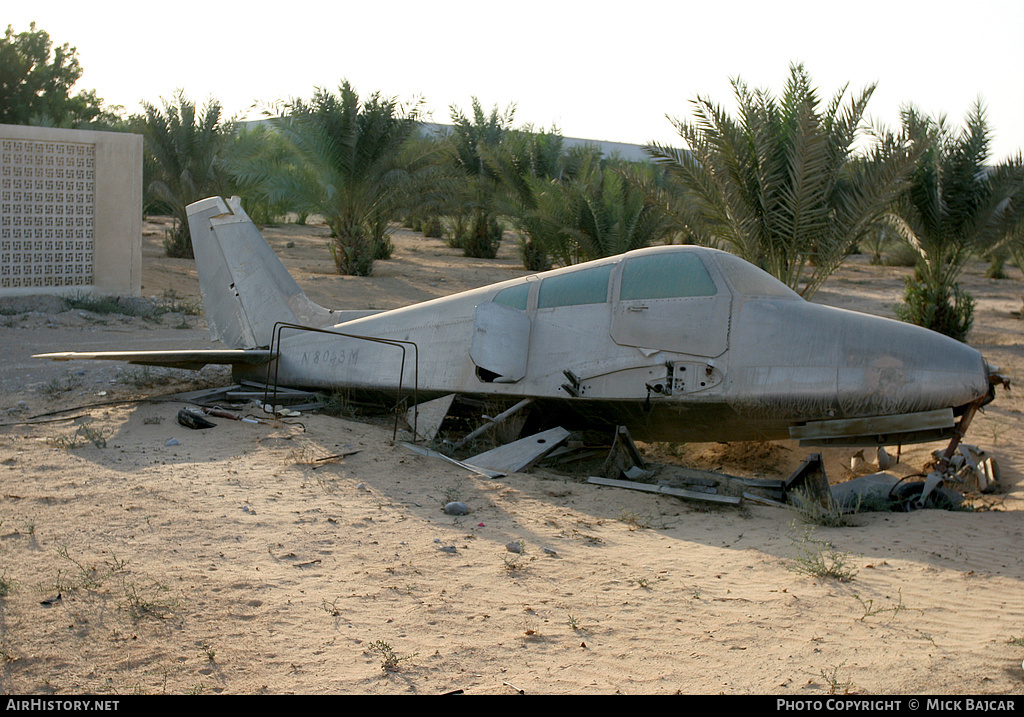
[36,197,995,447]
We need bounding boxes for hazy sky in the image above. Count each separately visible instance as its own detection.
[8,0,1024,161]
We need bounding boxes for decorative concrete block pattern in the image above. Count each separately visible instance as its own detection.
[1,138,96,289]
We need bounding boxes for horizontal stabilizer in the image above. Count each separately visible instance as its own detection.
[33,349,273,371]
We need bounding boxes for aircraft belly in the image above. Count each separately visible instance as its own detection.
[528,396,789,443]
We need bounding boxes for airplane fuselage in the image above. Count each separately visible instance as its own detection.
[38,196,993,448]
[239,244,990,445]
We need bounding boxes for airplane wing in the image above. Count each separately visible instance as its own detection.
[33,349,274,371]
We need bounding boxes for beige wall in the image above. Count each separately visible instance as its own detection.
[0,124,142,297]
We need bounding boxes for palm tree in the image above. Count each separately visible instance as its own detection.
[889,103,1024,340]
[236,82,423,276]
[223,123,304,225]
[646,63,919,298]
[480,125,566,269]
[444,99,517,258]
[141,91,232,258]
[997,156,1024,273]
[490,142,677,267]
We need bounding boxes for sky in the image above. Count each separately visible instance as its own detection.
[8,0,1024,161]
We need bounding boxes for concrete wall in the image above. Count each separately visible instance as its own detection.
[0,124,142,297]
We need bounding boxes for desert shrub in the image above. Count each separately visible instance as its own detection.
[895,277,975,341]
[883,240,920,267]
[518,237,551,271]
[460,214,504,259]
[422,215,444,238]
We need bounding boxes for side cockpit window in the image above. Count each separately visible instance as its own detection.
[619,252,717,300]
[538,264,613,309]
[492,283,530,311]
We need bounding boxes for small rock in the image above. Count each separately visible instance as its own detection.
[542,547,558,556]
[165,438,180,446]
[438,545,457,554]
[444,501,469,516]
[505,541,524,554]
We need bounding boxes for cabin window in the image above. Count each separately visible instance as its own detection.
[537,264,613,309]
[492,283,530,311]
[619,252,717,301]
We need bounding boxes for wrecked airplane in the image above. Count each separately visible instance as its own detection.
[36,196,1007,509]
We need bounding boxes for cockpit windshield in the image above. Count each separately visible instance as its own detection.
[710,251,801,298]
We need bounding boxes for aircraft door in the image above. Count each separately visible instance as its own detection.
[610,251,730,357]
[470,300,531,382]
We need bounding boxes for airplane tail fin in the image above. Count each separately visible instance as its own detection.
[186,196,333,349]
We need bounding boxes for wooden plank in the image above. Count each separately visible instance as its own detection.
[465,427,571,473]
[587,476,742,506]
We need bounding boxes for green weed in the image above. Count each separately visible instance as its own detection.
[118,575,178,620]
[619,509,652,530]
[39,372,83,397]
[820,661,855,695]
[853,588,917,623]
[0,570,15,597]
[368,640,415,672]
[787,522,858,582]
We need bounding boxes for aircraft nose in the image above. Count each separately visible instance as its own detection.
[832,308,990,417]
[729,300,991,419]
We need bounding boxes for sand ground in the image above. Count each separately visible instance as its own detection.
[0,217,1021,695]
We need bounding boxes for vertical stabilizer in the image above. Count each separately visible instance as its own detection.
[186,196,332,348]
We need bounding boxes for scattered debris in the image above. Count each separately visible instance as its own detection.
[449,399,533,451]
[936,444,1001,493]
[464,427,570,474]
[405,393,456,442]
[785,454,831,508]
[830,473,902,512]
[177,407,216,430]
[587,475,743,506]
[600,426,647,480]
[400,442,506,479]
